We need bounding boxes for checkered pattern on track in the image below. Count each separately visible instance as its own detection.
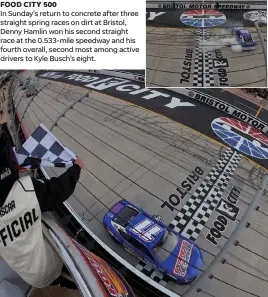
[203,50,215,87]
[203,29,215,87]
[135,148,241,284]
[180,153,241,241]
[193,29,215,87]
[169,149,241,241]
[136,262,168,286]
[193,29,203,87]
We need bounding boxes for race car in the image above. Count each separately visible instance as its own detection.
[232,27,256,50]
[103,200,203,284]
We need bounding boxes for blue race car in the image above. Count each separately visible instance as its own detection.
[103,200,203,284]
[232,27,256,50]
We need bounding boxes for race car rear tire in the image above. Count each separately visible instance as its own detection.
[152,214,164,223]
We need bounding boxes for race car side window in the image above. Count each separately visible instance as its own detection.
[130,237,155,260]
[119,229,131,241]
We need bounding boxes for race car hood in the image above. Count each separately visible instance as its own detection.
[161,239,203,281]
[126,213,166,248]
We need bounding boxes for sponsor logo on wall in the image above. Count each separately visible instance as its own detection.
[187,90,268,136]
[156,3,252,10]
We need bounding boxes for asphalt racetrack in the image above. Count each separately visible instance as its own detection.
[12,70,268,297]
[146,9,267,87]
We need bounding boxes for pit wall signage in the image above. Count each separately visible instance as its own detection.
[178,88,268,137]
[146,2,267,10]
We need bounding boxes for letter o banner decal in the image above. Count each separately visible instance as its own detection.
[180,9,226,28]
[211,117,268,159]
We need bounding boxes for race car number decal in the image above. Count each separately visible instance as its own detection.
[173,240,193,277]
[130,219,163,242]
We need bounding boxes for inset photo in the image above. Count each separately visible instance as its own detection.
[146,4,267,87]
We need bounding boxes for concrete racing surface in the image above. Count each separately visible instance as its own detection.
[11,70,268,297]
[146,9,267,87]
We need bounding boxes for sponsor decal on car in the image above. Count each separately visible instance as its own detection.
[173,240,193,277]
[130,219,163,242]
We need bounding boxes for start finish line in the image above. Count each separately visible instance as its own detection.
[146,2,267,9]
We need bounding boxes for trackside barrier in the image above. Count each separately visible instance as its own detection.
[146,2,267,9]
[55,69,145,83]
[172,88,268,136]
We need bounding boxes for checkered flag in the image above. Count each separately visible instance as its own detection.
[13,123,76,169]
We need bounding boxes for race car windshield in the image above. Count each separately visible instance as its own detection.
[154,231,179,263]
[113,206,139,227]
[243,36,252,42]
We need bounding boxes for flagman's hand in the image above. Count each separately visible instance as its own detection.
[74,158,85,169]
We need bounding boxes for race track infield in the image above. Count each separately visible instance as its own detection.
[12,70,268,297]
[146,9,267,87]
